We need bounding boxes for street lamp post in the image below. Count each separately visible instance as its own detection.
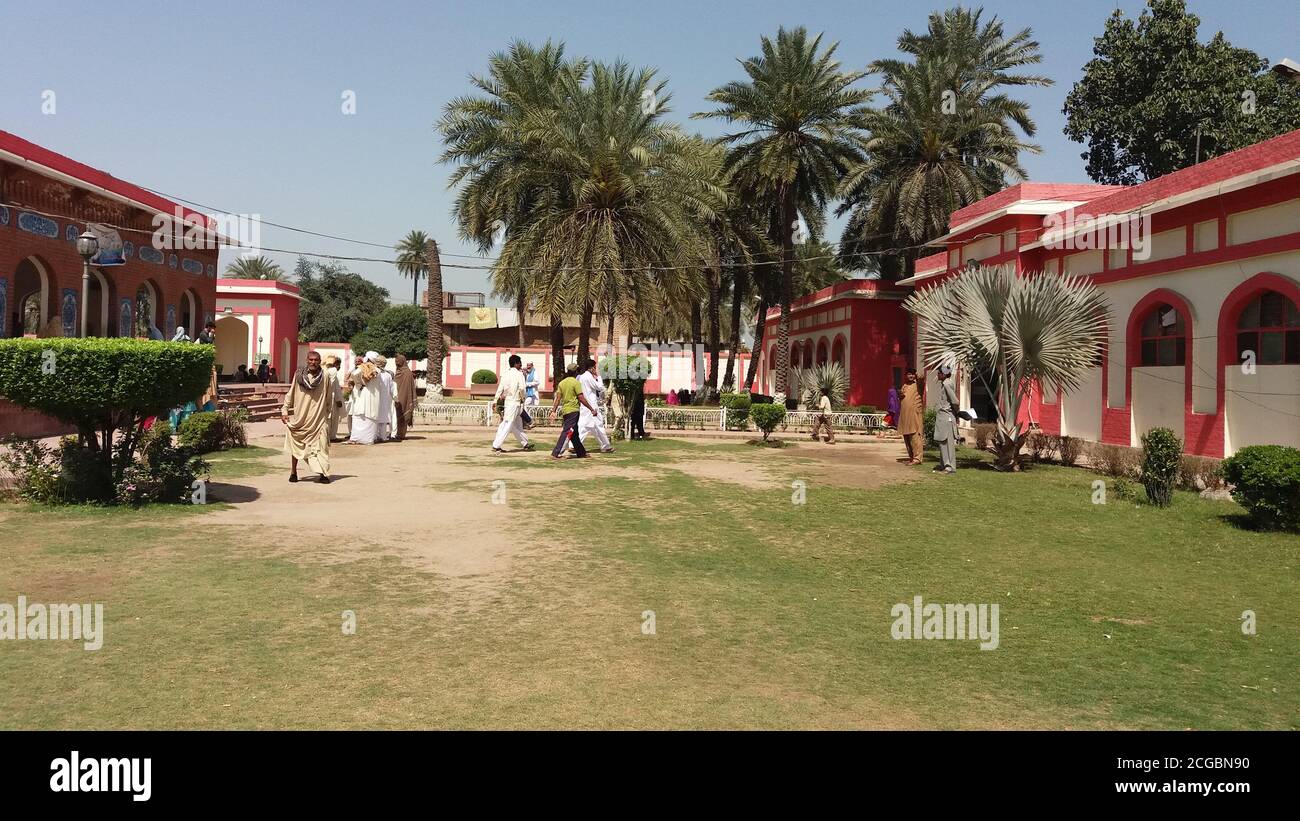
[75,231,99,338]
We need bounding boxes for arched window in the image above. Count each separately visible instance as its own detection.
[831,336,845,368]
[816,338,829,366]
[1139,303,1185,366]
[1236,290,1300,365]
[790,344,801,369]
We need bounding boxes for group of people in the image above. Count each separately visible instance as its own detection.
[278,350,418,483]
[491,356,618,459]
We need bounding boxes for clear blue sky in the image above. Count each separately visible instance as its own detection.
[3,0,1297,302]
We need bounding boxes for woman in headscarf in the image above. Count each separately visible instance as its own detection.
[347,352,382,444]
[392,354,417,441]
[171,326,190,342]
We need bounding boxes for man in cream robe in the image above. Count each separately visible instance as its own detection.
[281,351,340,483]
[374,354,395,442]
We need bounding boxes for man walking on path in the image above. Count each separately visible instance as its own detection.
[810,388,836,444]
[492,355,532,453]
[575,358,614,453]
[551,363,595,460]
[281,350,340,483]
[897,368,924,465]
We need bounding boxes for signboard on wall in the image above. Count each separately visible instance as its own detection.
[88,223,126,267]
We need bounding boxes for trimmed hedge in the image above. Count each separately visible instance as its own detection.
[1139,427,1182,507]
[1222,445,1300,531]
[720,391,751,429]
[0,338,213,423]
[471,369,498,384]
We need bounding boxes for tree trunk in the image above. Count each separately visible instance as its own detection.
[744,293,768,391]
[690,300,703,389]
[576,301,593,367]
[516,292,527,349]
[774,184,795,397]
[722,270,745,391]
[706,264,721,391]
[412,272,419,306]
[606,308,616,351]
[550,313,565,384]
[424,239,445,400]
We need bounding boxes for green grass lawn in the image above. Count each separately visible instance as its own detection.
[0,440,1294,729]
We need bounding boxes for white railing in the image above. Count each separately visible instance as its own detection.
[414,402,493,426]
[645,405,888,435]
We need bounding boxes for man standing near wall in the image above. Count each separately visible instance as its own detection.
[897,368,924,465]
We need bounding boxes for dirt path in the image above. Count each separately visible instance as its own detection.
[204,427,917,591]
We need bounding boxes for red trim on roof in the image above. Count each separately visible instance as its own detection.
[218,278,302,295]
[1070,128,1300,219]
[914,252,946,273]
[0,129,207,225]
[948,182,1124,229]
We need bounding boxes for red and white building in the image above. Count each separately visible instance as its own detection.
[900,128,1300,458]
[214,278,302,382]
[754,279,913,408]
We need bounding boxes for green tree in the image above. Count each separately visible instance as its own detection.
[394,230,430,306]
[698,26,871,395]
[295,259,390,343]
[225,255,288,281]
[394,231,445,398]
[838,7,1049,278]
[1063,0,1300,184]
[349,304,429,360]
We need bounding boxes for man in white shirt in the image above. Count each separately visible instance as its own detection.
[574,357,614,453]
[491,355,532,453]
[810,388,836,444]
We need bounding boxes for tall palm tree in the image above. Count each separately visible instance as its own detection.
[438,40,589,381]
[904,265,1109,470]
[225,255,287,281]
[697,27,870,396]
[394,230,430,305]
[838,8,1050,278]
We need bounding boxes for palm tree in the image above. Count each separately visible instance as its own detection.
[838,8,1050,278]
[225,255,287,280]
[438,40,589,381]
[903,265,1109,471]
[394,230,430,306]
[697,27,870,395]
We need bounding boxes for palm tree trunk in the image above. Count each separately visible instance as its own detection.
[722,270,745,391]
[550,313,565,384]
[774,185,795,397]
[516,292,527,349]
[706,265,721,390]
[413,273,419,306]
[577,301,593,367]
[606,307,616,351]
[744,293,769,391]
[424,239,445,400]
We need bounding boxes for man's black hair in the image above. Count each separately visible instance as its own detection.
[508,354,522,368]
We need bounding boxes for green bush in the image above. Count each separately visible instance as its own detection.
[720,391,751,429]
[471,369,498,384]
[1057,435,1085,467]
[116,431,208,506]
[1178,454,1224,491]
[750,403,787,442]
[1221,445,1300,531]
[0,339,213,503]
[1139,427,1182,507]
[923,408,937,446]
[176,410,246,453]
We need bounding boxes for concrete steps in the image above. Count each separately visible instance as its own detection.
[219,384,289,422]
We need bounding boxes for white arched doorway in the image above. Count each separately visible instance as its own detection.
[180,290,200,338]
[214,315,250,378]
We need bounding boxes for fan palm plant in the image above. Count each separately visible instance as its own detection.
[225,255,286,281]
[697,26,871,395]
[903,265,1110,470]
[800,361,849,409]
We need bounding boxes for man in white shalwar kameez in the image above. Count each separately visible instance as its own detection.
[491,355,532,453]
[573,357,614,453]
[374,354,395,442]
[348,352,382,445]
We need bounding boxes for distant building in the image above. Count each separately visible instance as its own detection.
[214,278,302,381]
[423,289,631,350]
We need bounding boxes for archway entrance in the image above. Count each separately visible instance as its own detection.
[14,257,49,336]
[970,366,1000,424]
[134,281,163,337]
[84,268,114,337]
[214,315,249,379]
[180,290,201,338]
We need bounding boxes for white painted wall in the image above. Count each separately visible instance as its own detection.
[1061,366,1103,441]
[1131,366,1184,442]
[1225,365,1300,452]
